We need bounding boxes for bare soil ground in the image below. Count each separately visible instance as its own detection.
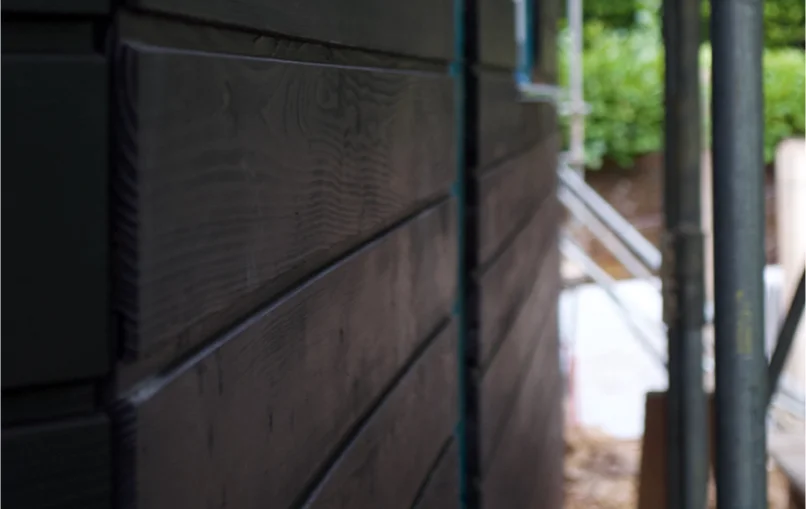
[563,426,791,509]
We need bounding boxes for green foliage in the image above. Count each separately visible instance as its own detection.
[578,0,805,48]
[559,27,805,169]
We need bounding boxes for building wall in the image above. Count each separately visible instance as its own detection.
[2,0,562,508]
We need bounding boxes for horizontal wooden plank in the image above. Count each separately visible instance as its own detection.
[126,0,453,61]
[479,0,516,69]
[303,322,457,509]
[478,138,558,265]
[2,0,107,14]
[117,201,457,509]
[114,44,455,387]
[414,439,461,509]
[118,12,446,72]
[1,21,98,53]
[2,415,111,509]
[480,244,560,466]
[479,195,560,365]
[2,384,97,427]
[481,311,563,509]
[2,56,109,389]
[478,72,557,170]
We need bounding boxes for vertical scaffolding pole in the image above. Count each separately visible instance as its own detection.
[566,0,584,174]
[662,0,708,507]
[711,0,768,507]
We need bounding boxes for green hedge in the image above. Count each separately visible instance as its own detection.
[572,0,805,49]
[559,26,805,169]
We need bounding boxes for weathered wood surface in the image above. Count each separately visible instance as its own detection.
[114,44,454,387]
[2,415,111,509]
[478,72,555,171]
[481,306,563,509]
[302,322,457,509]
[479,195,560,365]
[2,56,109,389]
[413,439,461,509]
[126,0,453,61]
[117,13,446,72]
[117,201,457,509]
[478,138,557,265]
[480,245,560,466]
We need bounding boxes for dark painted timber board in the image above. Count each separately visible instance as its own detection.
[480,245,560,466]
[126,0,453,61]
[478,137,557,265]
[481,310,563,509]
[2,415,111,509]
[301,322,457,509]
[478,196,560,365]
[478,72,557,171]
[479,0,516,69]
[117,12,446,73]
[117,201,457,509]
[2,0,107,14]
[413,439,461,509]
[2,383,97,427]
[2,56,109,389]
[114,43,455,387]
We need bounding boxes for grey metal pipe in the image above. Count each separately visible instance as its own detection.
[662,0,708,507]
[710,0,768,506]
[558,185,658,283]
[767,269,806,407]
[558,162,663,271]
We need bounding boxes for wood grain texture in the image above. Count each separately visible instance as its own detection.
[2,415,111,509]
[478,138,558,265]
[118,12,446,73]
[481,306,563,509]
[479,0,516,69]
[115,44,454,387]
[2,56,109,389]
[480,245,560,466]
[413,439,461,509]
[126,0,453,61]
[479,195,561,365]
[478,72,557,171]
[117,201,457,509]
[302,322,457,509]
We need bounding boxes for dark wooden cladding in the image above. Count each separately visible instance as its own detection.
[303,323,457,509]
[117,201,457,509]
[479,0,516,69]
[479,245,560,467]
[2,415,111,509]
[478,138,558,265]
[114,44,455,386]
[481,310,563,509]
[478,72,556,171]
[117,13,446,73]
[2,0,107,14]
[414,439,461,509]
[126,0,453,61]
[478,196,560,365]
[2,56,109,389]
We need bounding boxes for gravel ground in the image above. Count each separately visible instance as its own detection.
[563,425,791,509]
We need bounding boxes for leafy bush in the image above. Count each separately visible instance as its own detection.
[559,25,805,169]
[574,0,805,49]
